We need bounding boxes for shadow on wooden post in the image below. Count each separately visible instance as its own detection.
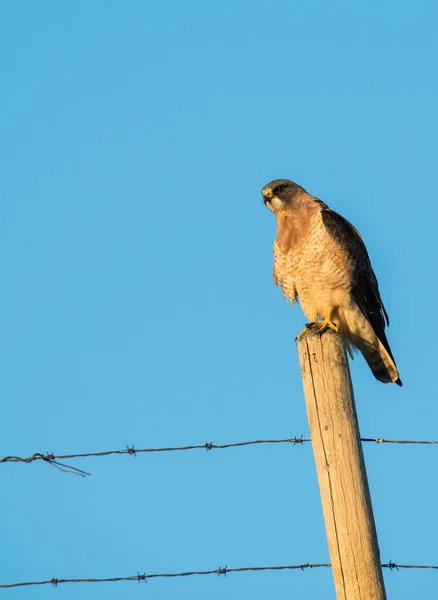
[297,328,386,600]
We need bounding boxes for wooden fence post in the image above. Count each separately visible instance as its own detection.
[297,328,386,599]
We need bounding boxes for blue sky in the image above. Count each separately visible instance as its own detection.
[1,1,437,598]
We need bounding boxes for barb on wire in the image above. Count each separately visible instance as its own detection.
[2,562,438,589]
[1,435,437,477]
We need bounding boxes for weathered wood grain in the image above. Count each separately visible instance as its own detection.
[297,329,386,599]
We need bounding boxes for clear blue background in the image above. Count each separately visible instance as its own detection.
[1,2,437,598]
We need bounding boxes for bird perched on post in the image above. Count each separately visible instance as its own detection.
[262,178,402,386]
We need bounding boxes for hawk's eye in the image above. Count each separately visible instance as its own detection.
[274,185,286,194]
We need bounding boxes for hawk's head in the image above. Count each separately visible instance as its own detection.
[262,179,305,213]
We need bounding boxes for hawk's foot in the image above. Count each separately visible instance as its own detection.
[295,323,315,341]
[313,311,339,334]
[295,310,338,340]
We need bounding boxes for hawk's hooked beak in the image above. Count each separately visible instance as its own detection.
[262,188,273,204]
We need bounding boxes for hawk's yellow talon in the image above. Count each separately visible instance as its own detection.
[313,309,338,334]
[315,317,339,334]
[295,310,338,340]
[295,315,319,340]
[295,325,311,340]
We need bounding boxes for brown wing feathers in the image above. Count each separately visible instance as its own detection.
[321,208,402,386]
[321,209,387,329]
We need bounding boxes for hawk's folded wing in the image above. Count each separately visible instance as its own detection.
[320,207,396,363]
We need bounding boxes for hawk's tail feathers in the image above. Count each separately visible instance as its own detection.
[360,337,402,386]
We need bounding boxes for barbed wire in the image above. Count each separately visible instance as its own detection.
[361,438,438,445]
[0,437,308,477]
[1,561,437,589]
[1,436,436,477]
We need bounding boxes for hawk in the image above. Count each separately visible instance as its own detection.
[262,178,402,386]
